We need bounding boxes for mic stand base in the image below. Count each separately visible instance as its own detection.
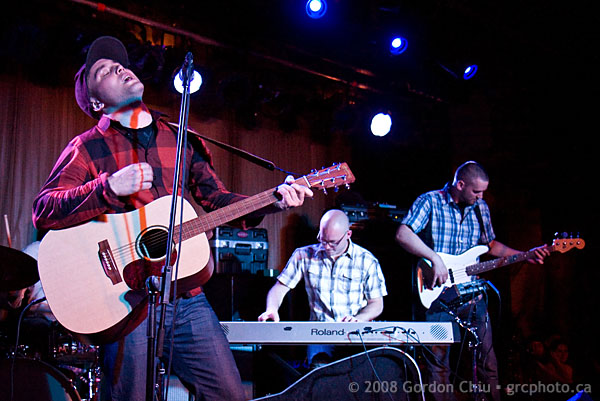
[146,277,161,401]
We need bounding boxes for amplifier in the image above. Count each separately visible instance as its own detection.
[210,226,268,274]
[341,203,407,223]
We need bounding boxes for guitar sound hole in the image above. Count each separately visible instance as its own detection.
[137,227,170,261]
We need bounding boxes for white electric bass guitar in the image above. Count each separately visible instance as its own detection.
[417,236,585,309]
[37,163,354,344]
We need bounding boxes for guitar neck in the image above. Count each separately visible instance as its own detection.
[465,245,550,276]
[167,162,355,243]
[175,188,278,242]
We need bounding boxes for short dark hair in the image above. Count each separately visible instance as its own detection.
[454,161,489,184]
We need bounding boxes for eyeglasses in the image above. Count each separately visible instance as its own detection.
[317,232,347,248]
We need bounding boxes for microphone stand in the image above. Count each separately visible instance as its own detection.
[444,306,485,401]
[144,52,301,401]
[146,52,195,401]
[11,297,47,401]
[145,277,161,400]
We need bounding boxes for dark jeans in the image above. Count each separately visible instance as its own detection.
[100,293,245,401]
[424,298,500,401]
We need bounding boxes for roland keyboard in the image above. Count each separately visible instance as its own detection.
[220,321,459,345]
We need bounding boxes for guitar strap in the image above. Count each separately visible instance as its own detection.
[165,121,215,168]
[166,122,297,176]
[474,204,491,245]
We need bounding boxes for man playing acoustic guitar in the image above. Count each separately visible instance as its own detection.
[32,36,313,401]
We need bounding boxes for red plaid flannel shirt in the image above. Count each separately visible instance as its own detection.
[33,112,251,230]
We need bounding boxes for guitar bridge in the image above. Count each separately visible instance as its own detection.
[98,240,123,285]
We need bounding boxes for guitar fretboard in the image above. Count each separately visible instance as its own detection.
[167,162,354,243]
[174,189,278,242]
[466,246,548,275]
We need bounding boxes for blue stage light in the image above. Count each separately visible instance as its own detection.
[463,64,478,80]
[306,0,327,19]
[390,36,408,55]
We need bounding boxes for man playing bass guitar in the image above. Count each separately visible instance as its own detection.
[395,161,549,401]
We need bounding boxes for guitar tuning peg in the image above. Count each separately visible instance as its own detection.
[561,232,568,239]
[553,232,559,239]
[322,187,328,195]
[334,186,339,193]
[345,183,351,190]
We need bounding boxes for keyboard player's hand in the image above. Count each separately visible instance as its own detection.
[258,310,280,322]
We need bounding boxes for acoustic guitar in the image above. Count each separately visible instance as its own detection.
[38,163,355,343]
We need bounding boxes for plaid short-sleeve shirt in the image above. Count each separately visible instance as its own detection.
[401,183,496,255]
[277,241,387,322]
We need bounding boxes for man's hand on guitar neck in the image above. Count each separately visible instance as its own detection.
[274,175,314,210]
[488,240,550,265]
[528,245,551,264]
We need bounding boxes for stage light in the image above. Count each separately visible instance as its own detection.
[306,0,327,19]
[370,112,392,137]
[390,36,408,55]
[463,64,478,80]
[173,69,203,94]
[437,61,479,81]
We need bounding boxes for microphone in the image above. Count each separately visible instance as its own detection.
[174,52,202,94]
[180,52,194,85]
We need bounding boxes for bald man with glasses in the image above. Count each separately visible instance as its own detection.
[259,209,387,367]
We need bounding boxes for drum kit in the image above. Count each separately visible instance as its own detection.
[0,245,100,401]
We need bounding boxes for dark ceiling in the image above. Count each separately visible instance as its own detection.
[3,1,597,177]
[1,0,598,232]
[4,0,597,101]
[2,1,598,180]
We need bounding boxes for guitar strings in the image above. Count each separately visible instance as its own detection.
[107,190,279,262]
[107,227,190,262]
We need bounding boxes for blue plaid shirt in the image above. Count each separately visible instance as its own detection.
[277,241,387,322]
[401,183,495,255]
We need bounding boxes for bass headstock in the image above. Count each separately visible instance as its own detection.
[551,233,585,253]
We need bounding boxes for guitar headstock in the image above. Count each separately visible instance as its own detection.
[551,236,585,253]
[296,163,355,194]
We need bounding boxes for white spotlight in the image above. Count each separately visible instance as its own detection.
[306,0,327,19]
[174,70,203,94]
[370,113,392,137]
